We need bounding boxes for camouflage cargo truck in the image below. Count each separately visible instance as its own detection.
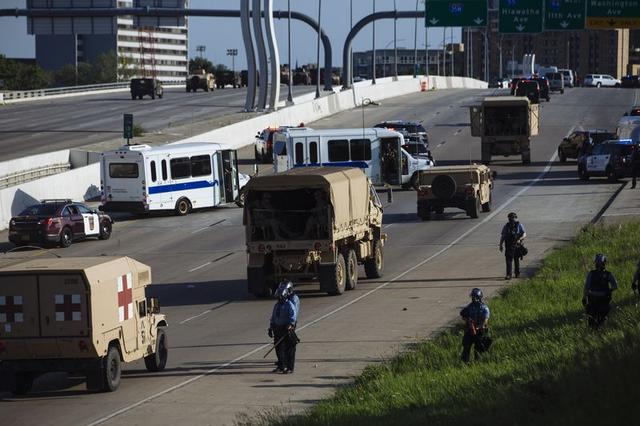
[469,96,539,164]
[0,256,168,394]
[244,167,385,297]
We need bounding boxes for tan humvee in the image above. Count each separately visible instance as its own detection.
[186,68,216,92]
[0,256,167,394]
[469,96,539,164]
[416,164,495,220]
[244,167,385,297]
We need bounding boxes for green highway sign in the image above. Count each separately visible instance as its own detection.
[499,0,544,33]
[425,1,488,27]
[544,0,586,30]
[586,0,640,29]
[123,113,133,141]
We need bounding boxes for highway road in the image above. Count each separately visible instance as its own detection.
[0,87,638,426]
[0,85,314,162]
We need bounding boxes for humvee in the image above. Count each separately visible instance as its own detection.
[0,256,168,394]
[130,77,163,100]
[186,69,216,92]
[244,167,385,297]
[416,164,495,220]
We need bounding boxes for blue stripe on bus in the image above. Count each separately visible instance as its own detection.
[293,161,370,169]
[148,180,218,194]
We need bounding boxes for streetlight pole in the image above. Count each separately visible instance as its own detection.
[196,45,206,58]
[315,0,322,99]
[226,48,238,73]
[499,35,503,79]
[393,0,398,79]
[442,27,446,76]
[450,27,454,77]
[413,0,418,78]
[287,0,293,104]
[350,0,353,84]
[372,0,376,84]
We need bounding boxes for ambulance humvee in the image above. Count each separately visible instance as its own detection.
[0,256,168,394]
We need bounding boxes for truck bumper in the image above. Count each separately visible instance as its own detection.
[0,357,101,374]
[100,201,147,213]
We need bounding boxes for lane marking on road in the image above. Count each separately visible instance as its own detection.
[87,153,557,426]
[190,219,226,234]
[179,301,232,325]
[436,141,447,148]
[188,262,211,273]
[187,253,235,273]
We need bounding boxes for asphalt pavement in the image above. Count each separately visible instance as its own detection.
[0,87,638,426]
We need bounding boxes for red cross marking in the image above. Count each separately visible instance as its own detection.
[118,273,133,321]
[0,296,23,323]
[55,295,81,321]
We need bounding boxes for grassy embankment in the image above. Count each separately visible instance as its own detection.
[259,222,640,426]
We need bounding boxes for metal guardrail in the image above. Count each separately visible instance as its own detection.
[0,163,71,189]
[0,80,184,102]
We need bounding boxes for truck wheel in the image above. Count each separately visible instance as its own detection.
[175,198,191,216]
[364,239,384,279]
[102,345,121,392]
[60,227,73,248]
[185,87,190,92]
[144,328,168,372]
[320,254,346,295]
[344,249,358,291]
[410,172,420,191]
[467,196,480,219]
[560,89,564,94]
[417,201,431,221]
[151,92,155,100]
[558,149,567,163]
[13,373,35,395]
[521,149,531,164]
[131,93,136,100]
[578,166,590,181]
[481,193,492,212]
[481,144,492,164]
[99,221,112,240]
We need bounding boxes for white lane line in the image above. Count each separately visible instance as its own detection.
[179,309,214,325]
[190,226,210,234]
[87,153,557,426]
[188,262,211,273]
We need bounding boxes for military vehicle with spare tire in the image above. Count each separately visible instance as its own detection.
[0,256,168,394]
[416,164,495,220]
[244,167,385,297]
[186,69,216,92]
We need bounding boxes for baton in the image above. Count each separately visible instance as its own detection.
[263,334,287,358]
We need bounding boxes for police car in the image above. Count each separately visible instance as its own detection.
[578,139,638,181]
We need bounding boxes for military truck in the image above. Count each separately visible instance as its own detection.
[0,256,168,394]
[416,164,495,220]
[469,96,539,164]
[244,167,385,297]
[186,69,216,92]
[130,77,163,100]
[215,70,242,89]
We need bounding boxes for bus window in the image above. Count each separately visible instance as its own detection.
[191,155,212,177]
[150,161,157,182]
[109,163,139,178]
[350,139,372,161]
[309,141,318,163]
[295,142,304,165]
[328,139,349,162]
[161,160,167,180]
[170,157,191,180]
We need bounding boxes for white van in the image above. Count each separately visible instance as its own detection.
[558,69,574,88]
[100,143,249,215]
[272,127,435,188]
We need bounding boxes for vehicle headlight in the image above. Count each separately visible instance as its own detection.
[9,219,16,227]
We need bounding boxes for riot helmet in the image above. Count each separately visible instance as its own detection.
[594,254,607,270]
[275,280,294,302]
[470,288,483,303]
[507,212,518,223]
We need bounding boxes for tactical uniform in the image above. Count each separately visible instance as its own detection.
[500,212,526,279]
[460,288,491,363]
[269,281,299,373]
[583,254,618,328]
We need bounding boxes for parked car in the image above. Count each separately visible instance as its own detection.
[130,78,163,100]
[490,77,510,88]
[374,120,429,146]
[509,77,523,95]
[557,129,617,162]
[402,141,434,162]
[621,75,640,88]
[8,200,113,248]
[532,77,551,101]
[578,139,638,181]
[515,80,540,103]
[545,72,565,94]
[583,74,621,88]
[558,69,575,88]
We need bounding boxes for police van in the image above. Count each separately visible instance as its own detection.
[578,139,638,181]
[272,127,435,188]
[100,143,250,215]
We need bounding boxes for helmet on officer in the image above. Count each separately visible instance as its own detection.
[594,254,606,270]
[507,212,518,222]
[275,280,294,302]
[470,288,483,303]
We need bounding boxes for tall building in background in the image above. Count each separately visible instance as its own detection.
[35,0,188,82]
[463,10,629,82]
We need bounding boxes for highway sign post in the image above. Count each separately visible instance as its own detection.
[123,113,133,145]
[425,0,488,27]
[544,0,585,30]
[499,0,544,33]
[586,0,640,29]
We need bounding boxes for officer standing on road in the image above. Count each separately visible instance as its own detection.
[582,254,618,328]
[460,288,490,363]
[268,281,299,373]
[499,212,527,279]
[630,143,639,189]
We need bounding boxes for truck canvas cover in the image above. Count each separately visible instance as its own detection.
[244,167,370,236]
[0,257,150,358]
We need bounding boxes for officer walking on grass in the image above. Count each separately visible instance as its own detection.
[631,259,640,296]
[582,254,618,328]
[460,288,491,363]
[499,212,527,280]
[268,281,299,374]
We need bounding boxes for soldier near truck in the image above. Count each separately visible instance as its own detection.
[243,167,385,297]
[0,256,168,394]
[469,96,540,164]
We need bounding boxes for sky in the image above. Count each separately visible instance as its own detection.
[0,0,461,68]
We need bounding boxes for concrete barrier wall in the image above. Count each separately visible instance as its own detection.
[0,163,101,231]
[0,150,71,178]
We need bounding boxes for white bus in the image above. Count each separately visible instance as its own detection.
[100,143,249,215]
[272,127,434,188]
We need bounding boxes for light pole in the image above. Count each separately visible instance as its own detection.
[413,0,419,78]
[383,39,405,78]
[442,27,446,76]
[393,0,398,79]
[372,0,376,84]
[350,0,353,84]
[287,0,293,104]
[196,45,206,58]
[315,0,322,99]
[226,48,238,73]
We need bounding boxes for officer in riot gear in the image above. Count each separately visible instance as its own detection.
[499,212,527,279]
[582,254,618,328]
[268,280,299,373]
[460,288,491,363]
